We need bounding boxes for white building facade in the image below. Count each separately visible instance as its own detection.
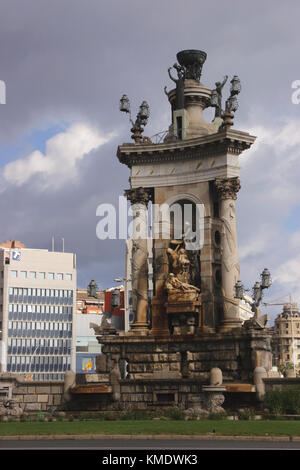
[0,244,76,381]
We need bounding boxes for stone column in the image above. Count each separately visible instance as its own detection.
[214,177,242,331]
[125,187,152,333]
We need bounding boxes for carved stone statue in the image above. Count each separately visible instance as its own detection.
[165,242,201,336]
[90,314,117,336]
[211,75,228,119]
[214,177,242,329]
[167,63,186,110]
[125,187,152,331]
[165,273,200,294]
[0,398,24,417]
[167,244,191,284]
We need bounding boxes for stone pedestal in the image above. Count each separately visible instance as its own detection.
[165,291,201,335]
[202,385,226,414]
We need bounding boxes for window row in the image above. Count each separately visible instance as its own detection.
[10,270,73,281]
[9,287,73,297]
[8,321,73,339]
[7,355,71,373]
[7,338,71,356]
[9,287,73,305]
[9,304,73,313]
[8,311,72,323]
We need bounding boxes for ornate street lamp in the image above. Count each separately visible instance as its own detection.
[138,101,150,125]
[234,280,244,300]
[119,94,131,113]
[230,75,241,95]
[119,94,150,144]
[234,268,272,319]
[261,268,271,289]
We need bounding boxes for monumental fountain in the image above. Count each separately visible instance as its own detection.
[66,49,274,414]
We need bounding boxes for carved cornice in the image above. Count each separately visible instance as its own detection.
[117,129,256,169]
[214,177,241,200]
[125,187,153,206]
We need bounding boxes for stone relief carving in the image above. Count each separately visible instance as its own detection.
[165,273,200,294]
[0,398,24,417]
[131,239,149,323]
[90,314,117,336]
[167,244,191,284]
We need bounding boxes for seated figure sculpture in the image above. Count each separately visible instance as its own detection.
[165,243,201,335]
[165,273,200,294]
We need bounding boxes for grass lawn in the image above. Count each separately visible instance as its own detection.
[1,419,300,437]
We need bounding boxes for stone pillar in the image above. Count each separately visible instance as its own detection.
[150,200,172,335]
[125,187,152,333]
[214,177,242,331]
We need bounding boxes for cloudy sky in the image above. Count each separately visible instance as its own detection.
[0,0,299,323]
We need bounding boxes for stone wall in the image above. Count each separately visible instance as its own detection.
[99,328,273,384]
[0,374,64,413]
[119,379,202,411]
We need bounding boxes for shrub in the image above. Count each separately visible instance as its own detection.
[264,386,300,415]
[237,408,254,420]
[121,410,152,420]
[164,407,185,420]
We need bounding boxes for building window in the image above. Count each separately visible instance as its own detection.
[48,272,54,280]
[65,274,72,281]
[20,271,27,279]
[57,273,63,281]
[39,272,45,279]
[29,271,36,279]
[10,270,17,278]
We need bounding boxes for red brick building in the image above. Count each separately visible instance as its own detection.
[76,280,104,315]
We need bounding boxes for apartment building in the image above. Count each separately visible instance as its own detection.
[272,303,300,373]
[0,240,76,381]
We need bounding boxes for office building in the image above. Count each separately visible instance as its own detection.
[0,240,76,381]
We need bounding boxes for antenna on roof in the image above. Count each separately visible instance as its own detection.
[62,238,65,252]
[52,236,54,252]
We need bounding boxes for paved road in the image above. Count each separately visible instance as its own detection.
[1,437,300,450]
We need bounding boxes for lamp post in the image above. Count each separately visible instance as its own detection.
[222,75,241,129]
[119,94,150,143]
[234,268,272,318]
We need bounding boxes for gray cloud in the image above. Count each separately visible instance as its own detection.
[0,0,299,317]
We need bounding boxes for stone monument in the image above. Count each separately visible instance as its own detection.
[65,50,273,413]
